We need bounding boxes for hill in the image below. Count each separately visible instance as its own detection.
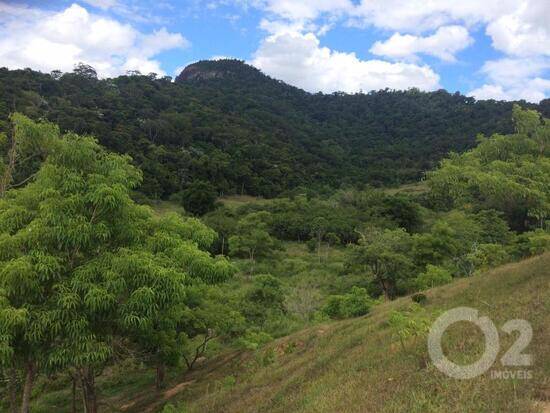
[1,60,549,199]
[30,252,550,412]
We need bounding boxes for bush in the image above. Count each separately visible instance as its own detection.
[306,239,317,253]
[323,287,374,319]
[515,229,550,257]
[415,265,453,290]
[236,330,273,350]
[388,303,432,353]
[411,293,427,304]
[180,180,218,215]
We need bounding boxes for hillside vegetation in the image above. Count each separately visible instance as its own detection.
[30,252,550,412]
[0,68,549,412]
[171,253,550,413]
[1,60,549,199]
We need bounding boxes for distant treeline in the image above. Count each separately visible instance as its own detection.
[1,60,548,198]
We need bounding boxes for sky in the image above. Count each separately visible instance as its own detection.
[0,0,549,102]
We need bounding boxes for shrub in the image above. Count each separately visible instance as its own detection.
[515,229,550,257]
[411,293,427,304]
[388,303,432,353]
[236,330,273,350]
[415,265,453,290]
[323,287,374,319]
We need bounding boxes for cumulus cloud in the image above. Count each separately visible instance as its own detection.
[486,1,550,57]
[239,0,549,100]
[243,0,515,32]
[81,0,119,10]
[351,0,516,32]
[370,26,473,62]
[251,31,440,93]
[0,3,189,77]
[260,0,353,22]
[469,58,550,102]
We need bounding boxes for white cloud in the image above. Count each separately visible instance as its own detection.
[469,80,550,102]
[261,0,353,21]
[259,18,309,35]
[370,26,473,62]
[486,1,550,57]
[0,3,189,77]
[251,31,440,93]
[81,0,119,10]
[242,0,515,32]
[468,58,550,102]
[351,0,516,32]
[240,0,550,100]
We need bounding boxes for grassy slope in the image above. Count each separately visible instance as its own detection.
[32,253,550,413]
[167,253,550,413]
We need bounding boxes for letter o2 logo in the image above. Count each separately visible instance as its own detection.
[428,307,532,379]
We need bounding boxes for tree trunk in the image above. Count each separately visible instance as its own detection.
[80,367,98,413]
[9,367,18,413]
[72,375,77,413]
[379,278,391,300]
[20,360,36,413]
[155,363,166,390]
[317,233,322,263]
[0,129,17,198]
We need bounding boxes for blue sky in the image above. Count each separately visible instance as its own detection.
[1,0,549,101]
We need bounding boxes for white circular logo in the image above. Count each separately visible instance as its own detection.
[428,307,500,379]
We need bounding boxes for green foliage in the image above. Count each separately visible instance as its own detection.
[228,212,281,261]
[427,106,550,231]
[241,275,286,326]
[347,228,414,299]
[382,195,422,233]
[515,229,550,257]
[323,287,374,319]
[0,115,239,408]
[180,180,218,216]
[236,330,273,350]
[388,304,432,353]
[411,293,427,304]
[245,275,285,311]
[1,62,541,199]
[415,265,453,290]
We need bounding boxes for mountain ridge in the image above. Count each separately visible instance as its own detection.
[1,60,549,198]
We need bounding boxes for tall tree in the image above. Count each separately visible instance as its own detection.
[0,115,236,411]
[346,228,414,299]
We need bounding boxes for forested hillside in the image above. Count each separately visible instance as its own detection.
[0,94,548,412]
[1,60,548,199]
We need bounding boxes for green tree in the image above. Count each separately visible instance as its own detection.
[228,212,281,268]
[323,287,374,319]
[347,228,414,299]
[0,113,57,197]
[203,207,238,255]
[0,115,236,411]
[179,285,244,371]
[415,265,453,290]
[181,180,218,216]
[428,106,550,231]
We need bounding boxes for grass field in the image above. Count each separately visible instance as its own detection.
[30,253,550,412]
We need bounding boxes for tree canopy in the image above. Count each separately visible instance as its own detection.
[1,61,548,199]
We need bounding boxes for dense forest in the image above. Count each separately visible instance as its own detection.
[0,105,548,412]
[1,60,548,201]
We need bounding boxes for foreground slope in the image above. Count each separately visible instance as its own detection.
[31,253,549,412]
[160,253,549,413]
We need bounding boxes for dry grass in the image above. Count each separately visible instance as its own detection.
[218,195,270,209]
[168,253,550,413]
[30,254,550,413]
